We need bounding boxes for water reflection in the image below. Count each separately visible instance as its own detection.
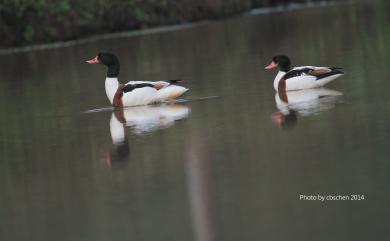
[272,88,344,129]
[102,104,190,167]
[186,137,217,241]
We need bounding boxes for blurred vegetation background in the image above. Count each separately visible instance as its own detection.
[0,0,324,48]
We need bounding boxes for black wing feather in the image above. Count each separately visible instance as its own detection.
[283,68,313,80]
[122,83,154,93]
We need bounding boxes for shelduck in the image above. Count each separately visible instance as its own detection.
[265,55,344,92]
[86,52,188,107]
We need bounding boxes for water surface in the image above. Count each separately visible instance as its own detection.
[1,0,390,240]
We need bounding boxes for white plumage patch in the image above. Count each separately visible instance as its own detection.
[122,87,158,106]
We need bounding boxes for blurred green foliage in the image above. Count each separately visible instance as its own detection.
[0,0,317,48]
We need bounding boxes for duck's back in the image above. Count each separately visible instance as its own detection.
[276,66,343,91]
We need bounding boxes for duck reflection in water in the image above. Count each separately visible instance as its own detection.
[102,104,190,167]
[272,88,344,130]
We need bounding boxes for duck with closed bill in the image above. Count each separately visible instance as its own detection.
[86,52,188,107]
[265,55,344,92]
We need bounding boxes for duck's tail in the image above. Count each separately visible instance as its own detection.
[168,79,185,84]
[330,67,344,73]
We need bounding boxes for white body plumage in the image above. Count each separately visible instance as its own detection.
[105,78,188,107]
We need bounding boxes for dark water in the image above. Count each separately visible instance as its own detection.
[1,1,390,240]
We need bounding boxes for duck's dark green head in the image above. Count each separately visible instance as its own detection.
[86,52,120,77]
[265,55,292,72]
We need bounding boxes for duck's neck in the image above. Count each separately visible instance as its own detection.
[105,77,119,104]
[280,65,291,72]
[107,63,120,78]
[105,62,121,104]
[274,71,286,91]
